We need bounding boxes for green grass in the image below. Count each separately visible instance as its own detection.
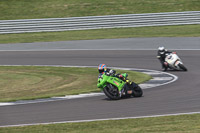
[0,114,200,133]
[0,66,151,102]
[0,0,199,131]
[0,0,199,44]
[0,25,200,44]
[0,0,199,20]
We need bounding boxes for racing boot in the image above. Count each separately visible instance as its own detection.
[163,62,168,71]
[126,79,133,94]
[126,79,132,85]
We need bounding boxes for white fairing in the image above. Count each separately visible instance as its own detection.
[165,53,183,70]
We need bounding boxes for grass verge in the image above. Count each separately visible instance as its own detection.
[0,114,200,132]
[0,25,200,44]
[0,0,199,20]
[0,66,151,102]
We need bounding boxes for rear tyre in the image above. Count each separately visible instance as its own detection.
[103,84,120,100]
[179,64,187,71]
[132,84,143,97]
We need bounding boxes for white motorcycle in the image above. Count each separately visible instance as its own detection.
[165,52,187,71]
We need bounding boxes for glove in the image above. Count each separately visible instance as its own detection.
[109,69,113,73]
[109,69,116,75]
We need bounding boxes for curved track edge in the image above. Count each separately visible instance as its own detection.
[0,65,177,106]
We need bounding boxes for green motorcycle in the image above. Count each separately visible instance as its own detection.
[97,73,143,100]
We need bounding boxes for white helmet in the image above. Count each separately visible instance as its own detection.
[158,46,165,54]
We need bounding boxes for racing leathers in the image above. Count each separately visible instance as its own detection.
[99,68,127,82]
[157,50,172,71]
[98,68,135,94]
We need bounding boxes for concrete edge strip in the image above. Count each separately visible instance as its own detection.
[0,65,177,106]
[1,111,200,128]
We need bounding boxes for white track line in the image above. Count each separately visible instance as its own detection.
[1,111,200,128]
[0,49,200,52]
[151,77,173,80]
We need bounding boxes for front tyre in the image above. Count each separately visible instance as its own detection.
[103,84,120,100]
[179,64,187,71]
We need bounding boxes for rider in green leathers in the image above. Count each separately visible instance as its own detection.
[98,64,134,94]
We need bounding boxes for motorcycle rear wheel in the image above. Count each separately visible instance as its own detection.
[103,84,121,100]
[132,85,143,97]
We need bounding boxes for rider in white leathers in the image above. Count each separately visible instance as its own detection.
[157,46,172,71]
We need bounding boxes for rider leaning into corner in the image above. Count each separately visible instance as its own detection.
[98,64,137,95]
[157,46,175,71]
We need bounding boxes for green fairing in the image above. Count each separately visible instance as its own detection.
[97,73,126,91]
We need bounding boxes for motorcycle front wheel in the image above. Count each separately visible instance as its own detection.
[103,84,121,100]
[178,64,187,71]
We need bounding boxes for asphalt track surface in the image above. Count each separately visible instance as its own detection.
[0,38,200,126]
